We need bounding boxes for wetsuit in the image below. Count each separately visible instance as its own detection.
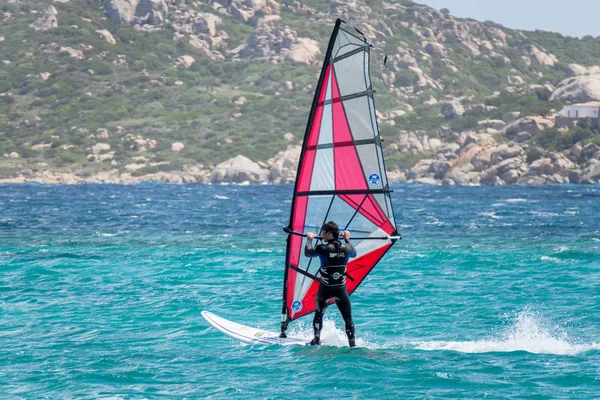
[305,237,357,346]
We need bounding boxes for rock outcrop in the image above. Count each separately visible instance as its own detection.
[550,74,600,103]
[104,0,139,24]
[267,145,300,184]
[235,16,320,65]
[96,29,117,44]
[499,116,554,140]
[30,6,58,31]
[210,155,269,184]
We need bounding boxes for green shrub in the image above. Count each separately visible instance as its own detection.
[533,126,598,152]
[17,146,37,159]
[81,60,112,75]
[131,165,159,176]
[394,69,420,87]
[526,146,544,163]
[0,95,14,105]
[158,160,183,171]
[385,151,436,170]
[449,115,479,132]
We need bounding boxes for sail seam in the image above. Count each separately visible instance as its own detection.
[320,90,373,106]
[306,138,379,151]
[296,189,392,196]
[332,46,367,63]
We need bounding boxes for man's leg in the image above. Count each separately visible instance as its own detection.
[311,288,328,345]
[311,310,323,346]
[335,291,355,347]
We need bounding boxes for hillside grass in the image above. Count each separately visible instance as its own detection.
[2,0,600,175]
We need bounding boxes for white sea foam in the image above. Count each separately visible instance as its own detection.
[286,319,371,348]
[414,310,600,355]
[478,212,500,219]
[95,232,118,237]
[424,217,444,226]
[540,255,562,263]
[530,211,560,218]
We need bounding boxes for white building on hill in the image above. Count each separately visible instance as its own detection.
[558,101,600,118]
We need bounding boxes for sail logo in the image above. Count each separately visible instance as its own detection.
[368,173,381,186]
[292,300,302,312]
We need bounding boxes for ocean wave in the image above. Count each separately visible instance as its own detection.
[540,255,564,263]
[530,211,560,218]
[93,232,119,237]
[413,309,599,356]
[247,249,274,253]
[477,212,500,219]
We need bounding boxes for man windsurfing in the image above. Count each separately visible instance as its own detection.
[304,221,357,347]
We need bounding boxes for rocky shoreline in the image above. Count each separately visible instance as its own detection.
[0,147,301,185]
[2,135,599,185]
[6,1,600,187]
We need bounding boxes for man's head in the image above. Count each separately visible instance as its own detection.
[320,221,339,240]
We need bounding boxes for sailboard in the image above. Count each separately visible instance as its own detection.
[279,19,400,336]
[201,311,309,346]
[202,19,399,345]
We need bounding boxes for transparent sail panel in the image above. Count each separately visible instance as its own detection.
[310,148,335,191]
[334,52,368,97]
[344,96,376,141]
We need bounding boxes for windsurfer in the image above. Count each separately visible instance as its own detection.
[305,221,357,347]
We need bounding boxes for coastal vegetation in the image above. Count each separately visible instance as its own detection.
[1,0,600,183]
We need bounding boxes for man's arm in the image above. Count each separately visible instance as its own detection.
[342,230,357,258]
[304,232,319,257]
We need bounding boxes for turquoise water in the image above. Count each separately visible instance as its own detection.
[1,183,599,399]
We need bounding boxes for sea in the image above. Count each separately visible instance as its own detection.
[1,183,599,399]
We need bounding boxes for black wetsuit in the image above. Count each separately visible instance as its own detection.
[305,237,357,346]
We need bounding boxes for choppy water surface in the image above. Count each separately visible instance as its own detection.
[1,183,599,399]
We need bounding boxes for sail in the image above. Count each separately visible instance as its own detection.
[282,19,400,324]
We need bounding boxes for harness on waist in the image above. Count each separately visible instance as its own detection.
[320,241,347,286]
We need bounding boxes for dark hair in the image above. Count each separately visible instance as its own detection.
[321,221,339,238]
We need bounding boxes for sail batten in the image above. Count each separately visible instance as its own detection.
[282,19,399,324]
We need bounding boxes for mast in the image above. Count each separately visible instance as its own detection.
[280,19,343,337]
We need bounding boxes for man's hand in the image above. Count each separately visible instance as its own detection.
[306,232,316,239]
[342,230,351,240]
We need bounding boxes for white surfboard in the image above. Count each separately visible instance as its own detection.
[202,310,309,346]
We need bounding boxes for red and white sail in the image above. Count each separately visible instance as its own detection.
[282,19,400,323]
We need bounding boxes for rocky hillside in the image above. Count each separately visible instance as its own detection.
[1,0,600,184]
